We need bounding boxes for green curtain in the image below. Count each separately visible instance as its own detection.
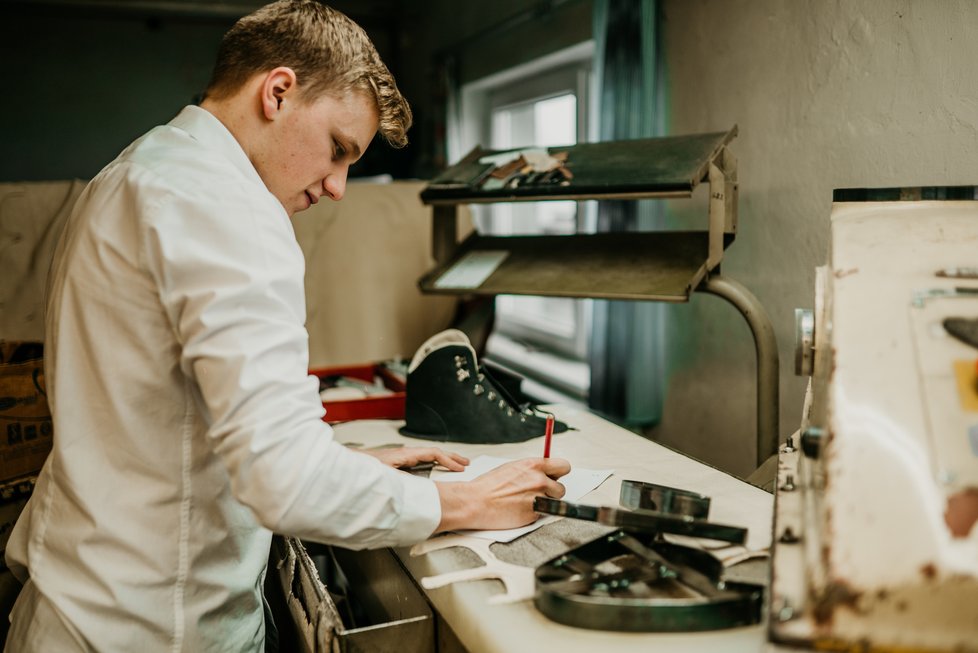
[587,0,665,425]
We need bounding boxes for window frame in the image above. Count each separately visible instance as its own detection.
[452,42,595,399]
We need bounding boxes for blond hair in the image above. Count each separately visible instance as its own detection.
[205,0,412,147]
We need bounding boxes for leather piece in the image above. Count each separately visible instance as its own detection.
[944,317,978,350]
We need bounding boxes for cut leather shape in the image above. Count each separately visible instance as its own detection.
[410,534,534,605]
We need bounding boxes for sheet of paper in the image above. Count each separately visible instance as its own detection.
[433,250,508,289]
[433,455,613,543]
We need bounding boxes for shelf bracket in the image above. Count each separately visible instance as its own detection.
[707,146,738,271]
[697,274,780,468]
[431,205,458,266]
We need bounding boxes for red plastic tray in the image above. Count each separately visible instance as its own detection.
[309,363,406,424]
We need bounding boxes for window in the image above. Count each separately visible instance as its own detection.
[453,43,594,403]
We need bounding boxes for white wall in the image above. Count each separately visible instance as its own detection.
[653,0,978,476]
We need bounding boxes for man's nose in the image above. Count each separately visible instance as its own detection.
[323,168,348,201]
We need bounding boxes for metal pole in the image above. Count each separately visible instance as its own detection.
[698,275,780,468]
[431,205,458,266]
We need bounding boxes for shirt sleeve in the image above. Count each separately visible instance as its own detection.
[141,174,441,548]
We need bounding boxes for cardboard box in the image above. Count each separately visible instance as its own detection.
[310,363,406,424]
[0,491,30,644]
[266,536,434,653]
[0,342,52,484]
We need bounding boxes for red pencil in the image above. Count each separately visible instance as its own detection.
[543,414,555,458]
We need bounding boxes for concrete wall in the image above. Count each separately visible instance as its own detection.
[652,0,978,476]
[0,1,587,181]
[1,10,233,181]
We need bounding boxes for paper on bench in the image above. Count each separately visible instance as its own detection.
[433,455,613,543]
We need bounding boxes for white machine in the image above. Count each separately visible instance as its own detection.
[769,189,978,651]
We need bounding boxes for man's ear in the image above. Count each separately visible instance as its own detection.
[260,67,298,120]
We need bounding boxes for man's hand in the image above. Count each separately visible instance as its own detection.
[434,457,571,533]
[358,446,469,472]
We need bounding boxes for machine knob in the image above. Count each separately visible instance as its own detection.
[801,426,825,459]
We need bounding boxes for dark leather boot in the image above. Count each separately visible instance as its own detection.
[399,329,570,444]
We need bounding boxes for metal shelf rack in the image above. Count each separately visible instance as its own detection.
[417,127,780,467]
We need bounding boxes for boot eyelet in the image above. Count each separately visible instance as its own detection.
[520,416,526,423]
[487,391,496,401]
[456,369,470,382]
[498,400,506,410]
[506,408,513,417]
[473,384,484,395]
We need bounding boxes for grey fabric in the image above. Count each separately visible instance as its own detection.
[587,0,666,426]
[491,517,612,568]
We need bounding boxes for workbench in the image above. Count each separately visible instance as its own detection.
[331,405,775,653]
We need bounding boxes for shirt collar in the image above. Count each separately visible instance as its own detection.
[168,105,266,188]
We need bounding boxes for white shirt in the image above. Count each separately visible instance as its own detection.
[5,105,441,652]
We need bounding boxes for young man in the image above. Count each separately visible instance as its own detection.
[4,2,570,650]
